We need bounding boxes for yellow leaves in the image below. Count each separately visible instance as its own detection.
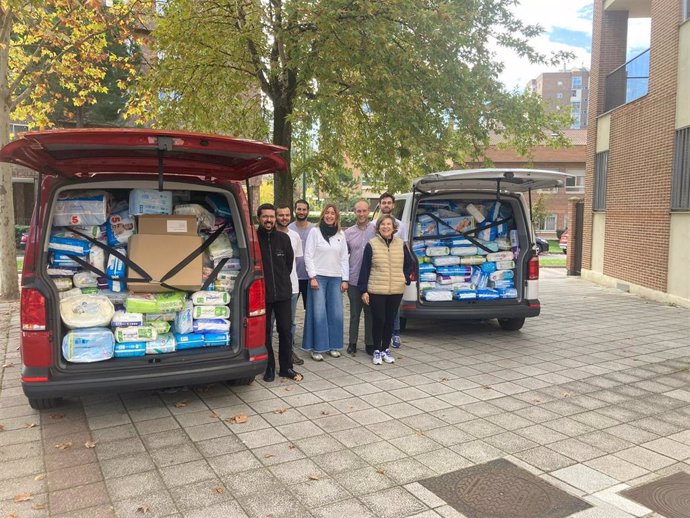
[34,474,46,481]
[228,415,249,424]
[308,474,319,481]
[274,408,288,414]
[174,400,188,408]
[55,441,73,450]
[50,413,64,420]
[136,504,151,513]
[84,440,97,449]
[13,493,32,503]
[212,486,224,494]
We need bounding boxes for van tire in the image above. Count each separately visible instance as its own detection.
[399,317,407,332]
[498,318,525,331]
[28,397,61,410]
[227,377,255,387]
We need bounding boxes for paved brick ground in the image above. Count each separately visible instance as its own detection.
[1,272,689,517]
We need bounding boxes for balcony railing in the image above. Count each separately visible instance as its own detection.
[604,48,650,112]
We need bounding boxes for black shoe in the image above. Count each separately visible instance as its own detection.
[365,345,375,356]
[347,343,357,356]
[278,369,303,381]
[263,366,275,382]
[291,352,304,366]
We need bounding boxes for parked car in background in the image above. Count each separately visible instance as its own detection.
[20,232,28,249]
[559,231,568,254]
[535,237,549,254]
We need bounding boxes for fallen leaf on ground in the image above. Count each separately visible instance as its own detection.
[284,386,293,392]
[415,431,425,437]
[376,468,386,475]
[212,486,225,494]
[274,408,288,414]
[308,474,319,481]
[228,414,248,424]
[481,385,491,390]
[13,493,32,503]
[532,399,541,404]
[264,454,275,459]
[136,504,151,513]
[288,444,296,449]
[2,362,14,368]
[55,441,73,450]
[31,503,46,510]
[321,410,330,415]
[209,411,220,419]
[6,513,17,518]
[25,422,38,428]
[34,474,46,481]
[561,392,571,398]
[0,424,4,432]
[174,400,188,408]
[440,377,449,382]
[84,441,97,449]
[50,413,64,420]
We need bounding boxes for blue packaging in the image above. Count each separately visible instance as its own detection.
[62,328,115,363]
[106,253,126,280]
[53,192,109,227]
[418,263,436,273]
[205,193,232,217]
[51,252,86,268]
[493,279,515,289]
[477,288,500,300]
[175,333,205,349]
[192,319,230,333]
[129,189,173,215]
[113,342,146,358]
[48,235,91,256]
[203,332,230,347]
[436,266,472,276]
[453,289,477,300]
[106,210,136,246]
[498,287,518,299]
[480,262,497,274]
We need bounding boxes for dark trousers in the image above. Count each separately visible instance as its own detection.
[265,298,293,373]
[347,285,373,346]
[297,279,309,310]
[369,293,403,352]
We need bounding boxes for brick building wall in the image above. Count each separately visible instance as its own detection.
[585,0,680,293]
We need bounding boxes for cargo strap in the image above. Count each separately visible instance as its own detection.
[158,223,227,284]
[415,213,512,253]
[200,257,229,291]
[70,229,151,281]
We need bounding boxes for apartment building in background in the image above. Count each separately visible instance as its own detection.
[581,0,690,308]
[527,68,591,129]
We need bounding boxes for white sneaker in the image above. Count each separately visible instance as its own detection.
[311,352,323,361]
[382,349,395,363]
[372,351,383,365]
[328,350,341,358]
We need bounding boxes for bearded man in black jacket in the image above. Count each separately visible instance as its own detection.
[256,204,302,382]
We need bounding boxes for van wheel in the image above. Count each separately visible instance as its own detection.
[227,377,255,387]
[498,318,525,331]
[399,318,407,332]
[28,397,61,410]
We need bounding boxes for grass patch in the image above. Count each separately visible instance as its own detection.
[17,258,23,271]
[540,256,566,267]
[547,240,564,254]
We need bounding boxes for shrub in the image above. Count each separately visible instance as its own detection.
[15,225,29,247]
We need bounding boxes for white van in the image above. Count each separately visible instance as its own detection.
[389,169,570,331]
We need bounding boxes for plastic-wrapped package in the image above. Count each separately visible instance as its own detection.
[454,289,477,300]
[99,289,128,305]
[205,193,232,217]
[476,240,499,253]
[174,301,194,334]
[419,272,437,282]
[437,275,471,285]
[510,229,520,259]
[114,342,146,358]
[479,261,497,274]
[216,258,241,271]
[415,214,438,237]
[106,210,136,246]
[418,263,436,273]
[90,247,105,273]
[426,246,450,257]
[108,279,126,293]
[53,191,109,227]
[495,260,515,270]
[477,288,500,300]
[436,266,472,276]
[114,326,158,343]
[59,288,83,300]
[452,282,474,290]
[60,295,115,328]
[48,235,91,256]
[489,270,514,281]
[72,225,106,241]
[193,319,230,333]
[62,328,115,363]
[106,253,126,280]
[419,282,436,290]
[81,287,99,295]
[496,237,512,250]
[111,311,144,328]
[150,320,171,334]
[129,189,173,215]
[191,291,230,306]
[424,290,453,301]
[450,246,478,256]
[432,256,461,267]
[471,268,489,289]
[174,204,214,229]
[127,292,186,313]
[73,271,100,289]
[145,312,177,322]
[440,216,474,236]
[51,253,84,268]
[493,279,515,289]
[497,287,518,299]
[175,333,205,350]
[413,248,426,258]
[487,251,513,262]
[208,232,233,261]
[193,305,230,319]
[146,333,176,354]
[155,292,187,312]
[204,332,230,347]
[48,267,79,278]
[460,256,486,265]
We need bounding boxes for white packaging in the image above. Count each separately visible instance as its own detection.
[426,246,450,257]
[486,251,514,262]
[89,247,105,273]
[193,305,231,319]
[60,295,115,329]
[111,311,145,328]
[208,233,234,261]
[465,203,485,223]
[191,291,231,306]
[54,277,74,292]
[59,288,83,300]
[424,290,453,301]
[495,260,515,270]
[432,256,461,267]
[450,246,478,256]
[53,191,109,227]
[128,189,173,215]
[496,237,512,250]
[73,271,100,289]
[146,333,176,354]
[114,326,158,343]
[174,204,214,229]
[460,256,486,265]
[174,301,194,334]
[145,312,177,322]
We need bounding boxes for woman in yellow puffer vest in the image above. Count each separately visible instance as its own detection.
[358,215,416,365]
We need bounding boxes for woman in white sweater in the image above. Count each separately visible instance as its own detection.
[302,204,349,361]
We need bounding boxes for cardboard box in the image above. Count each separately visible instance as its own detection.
[137,215,198,236]
[127,234,203,292]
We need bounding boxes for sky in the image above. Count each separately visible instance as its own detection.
[498,0,652,91]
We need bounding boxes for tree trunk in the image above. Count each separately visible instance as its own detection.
[0,101,19,300]
[272,101,293,208]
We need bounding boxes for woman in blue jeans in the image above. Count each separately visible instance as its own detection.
[302,203,349,361]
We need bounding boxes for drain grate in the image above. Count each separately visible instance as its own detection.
[419,458,591,518]
[621,471,690,518]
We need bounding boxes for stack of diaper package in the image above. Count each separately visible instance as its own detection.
[412,200,519,302]
[50,189,240,363]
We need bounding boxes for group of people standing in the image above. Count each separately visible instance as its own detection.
[256,193,415,382]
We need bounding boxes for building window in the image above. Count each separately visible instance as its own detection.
[566,174,585,193]
[557,80,563,86]
[672,127,690,210]
[540,214,557,231]
[572,76,582,88]
[593,151,608,211]
[685,0,690,21]
[556,93,563,99]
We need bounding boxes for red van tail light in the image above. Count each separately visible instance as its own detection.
[245,278,266,351]
[528,255,540,280]
[248,278,266,317]
[21,288,47,331]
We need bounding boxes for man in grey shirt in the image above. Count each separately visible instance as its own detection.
[344,199,376,356]
[288,199,313,310]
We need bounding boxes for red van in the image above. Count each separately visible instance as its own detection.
[1,129,284,409]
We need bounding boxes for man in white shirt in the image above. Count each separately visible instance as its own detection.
[288,199,313,310]
[378,192,407,348]
[272,204,305,366]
